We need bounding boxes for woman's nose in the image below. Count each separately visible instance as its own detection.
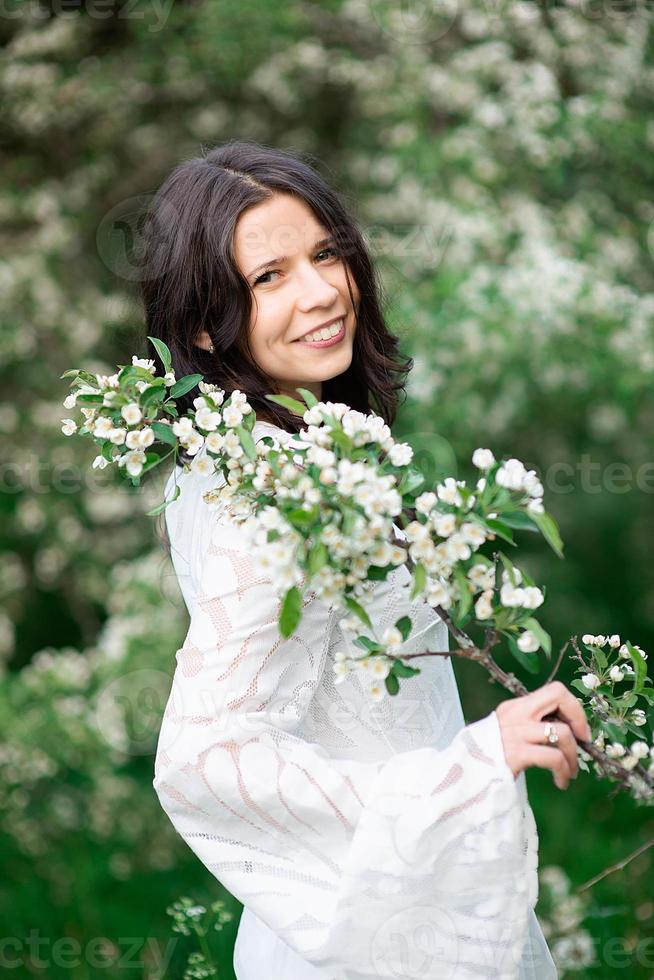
[296,263,340,307]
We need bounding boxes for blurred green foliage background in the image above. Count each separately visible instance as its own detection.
[1,0,653,976]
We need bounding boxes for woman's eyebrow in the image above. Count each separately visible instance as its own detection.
[247,235,334,278]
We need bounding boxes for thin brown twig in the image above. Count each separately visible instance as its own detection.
[576,837,654,892]
[545,638,569,685]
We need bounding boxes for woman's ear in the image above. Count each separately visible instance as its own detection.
[195,329,213,351]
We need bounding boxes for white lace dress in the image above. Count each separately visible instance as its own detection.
[153,420,558,980]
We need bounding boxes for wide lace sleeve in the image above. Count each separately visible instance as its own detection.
[153,446,549,980]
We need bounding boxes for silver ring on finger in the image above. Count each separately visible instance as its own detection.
[543,722,559,745]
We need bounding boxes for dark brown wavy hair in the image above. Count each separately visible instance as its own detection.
[137,138,412,467]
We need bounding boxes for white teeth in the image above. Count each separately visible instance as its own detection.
[301,319,343,343]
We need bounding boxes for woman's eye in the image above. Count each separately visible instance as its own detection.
[316,246,338,261]
[253,246,338,285]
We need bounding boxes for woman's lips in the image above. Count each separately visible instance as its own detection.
[293,320,346,348]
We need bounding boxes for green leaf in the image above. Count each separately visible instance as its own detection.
[146,482,181,516]
[454,564,472,619]
[137,451,165,476]
[279,586,302,638]
[150,421,178,446]
[571,679,592,697]
[344,595,373,630]
[394,615,412,641]
[397,466,425,496]
[141,384,167,409]
[169,373,203,399]
[329,429,355,456]
[500,510,540,532]
[507,636,541,674]
[592,642,607,673]
[265,393,307,416]
[478,517,516,546]
[75,393,105,405]
[410,562,426,600]
[385,673,400,696]
[100,440,115,462]
[497,551,518,586]
[61,368,99,386]
[354,635,382,653]
[308,541,328,576]
[625,641,647,695]
[118,366,140,385]
[236,424,257,462]
[294,387,318,409]
[522,617,552,658]
[285,506,318,527]
[393,659,420,678]
[603,722,627,742]
[366,564,394,581]
[529,510,564,559]
[148,335,172,374]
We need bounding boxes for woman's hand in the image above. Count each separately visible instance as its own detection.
[495,681,593,790]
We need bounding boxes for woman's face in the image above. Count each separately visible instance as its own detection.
[231,192,360,404]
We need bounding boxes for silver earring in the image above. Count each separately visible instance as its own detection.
[208,341,214,353]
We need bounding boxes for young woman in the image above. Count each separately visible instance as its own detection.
[145,140,584,978]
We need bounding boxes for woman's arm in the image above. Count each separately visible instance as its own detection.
[153,462,547,980]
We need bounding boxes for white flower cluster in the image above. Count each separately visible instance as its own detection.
[498,567,544,609]
[243,406,410,605]
[494,457,545,515]
[61,357,179,476]
[332,622,403,700]
[401,491,490,612]
[592,730,654,775]
[582,633,648,661]
[173,388,246,475]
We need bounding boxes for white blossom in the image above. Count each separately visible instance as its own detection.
[475,589,493,620]
[517,630,540,653]
[191,454,214,476]
[436,477,464,506]
[388,442,413,466]
[472,447,495,470]
[108,427,127,445]
[495,458,527,490]
[381,626,403,650]
[581,673,600,690]
[119,449,146,476]
[131,356,156,372]
[172,417,195,439]
[415,491,438,514]
[195,406,222,431]
[121,402,142,425]
[432,513,457,537]
[93,416,114,438]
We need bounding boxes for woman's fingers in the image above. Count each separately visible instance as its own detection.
[526,721,579,779]
[521,742,574,790]
[526,681,592,741]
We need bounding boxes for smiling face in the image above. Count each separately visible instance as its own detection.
[231,192,360,406]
